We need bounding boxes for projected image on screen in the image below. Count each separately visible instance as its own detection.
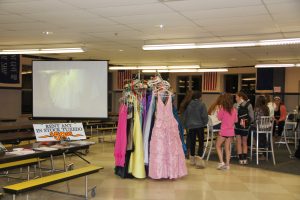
[49,69,84,110]
[33,61,108,118]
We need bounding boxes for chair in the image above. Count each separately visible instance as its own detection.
[203,123,220,161]
[276,112,298,155]
[250,116,276,165]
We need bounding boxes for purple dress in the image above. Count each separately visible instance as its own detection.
[149,93,187,179]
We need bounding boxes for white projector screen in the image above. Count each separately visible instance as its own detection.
[33,61,108,119]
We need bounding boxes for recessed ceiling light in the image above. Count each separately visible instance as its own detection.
[119,49,124,52]
[42,31,53,35]
[155,24,164,29]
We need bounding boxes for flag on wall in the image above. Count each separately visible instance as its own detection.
[203,72,218,91]
[117,70,132,89]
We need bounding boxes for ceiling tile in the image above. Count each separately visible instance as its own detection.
[109,13,194,26]
[60,0,158,9]
[88,3,173,17]
[194,14,274,27]
[164,0,262,12]
[0,14,34,24]
[0,0,298,66]
[0,0,75,14]
[180,5,268,20]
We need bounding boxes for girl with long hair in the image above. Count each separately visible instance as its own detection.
[216,93,237,170]
[208,94,223,129]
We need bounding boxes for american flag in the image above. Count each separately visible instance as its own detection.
[117,70,132,89]
[203,72,218,91]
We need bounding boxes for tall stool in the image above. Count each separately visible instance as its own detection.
[204,124,220,161]
[276,113,298,155]
[250,116,276,165]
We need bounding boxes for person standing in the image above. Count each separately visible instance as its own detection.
[179,90,194,158]
[253,95,270,160]
[208,94,223,130]
[235,91,254,165]
[216,93,237,170]
[273,96,287,136]
[184,91,208,168]
[265,94,276,118]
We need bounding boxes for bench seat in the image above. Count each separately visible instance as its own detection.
[0,158,44,171]
[3,165,103,195]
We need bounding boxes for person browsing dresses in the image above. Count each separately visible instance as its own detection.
[184,91,208,168]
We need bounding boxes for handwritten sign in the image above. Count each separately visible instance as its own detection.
[33,123,86,141]
[273,86,281,93]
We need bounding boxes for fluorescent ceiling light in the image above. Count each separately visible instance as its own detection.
[168,65,200,69]
[242,78,256,81]
[143,43,197,50]
[197,41,256,48]
[143,38,300,50]
[255,64,297,68]
[0,48,84,54]
[198,68,228,72]
[109,65,200,70]
[259,38,300,46]
[142,68,228,73]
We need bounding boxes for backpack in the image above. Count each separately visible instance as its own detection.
[236,101,251,129]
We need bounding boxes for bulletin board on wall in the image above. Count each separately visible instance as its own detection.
[0,55,22,88]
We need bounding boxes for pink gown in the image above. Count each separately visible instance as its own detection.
[149,93,188,179]
[114,104,128,167]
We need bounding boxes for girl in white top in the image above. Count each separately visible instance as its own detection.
[265,94,276,118]
[208,95,223,129]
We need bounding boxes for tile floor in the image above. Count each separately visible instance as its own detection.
[1,139,299,200]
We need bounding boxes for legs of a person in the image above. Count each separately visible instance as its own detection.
[189,129,196,156]
[216,136,226,164]
[242,135,248,163]
[242,136,248,155]
[185,129,190,157]
[259,133,267,148]
[224,137,233,166]
[277,121,285,136]
[236,134,242,160]
[197,127,205,157]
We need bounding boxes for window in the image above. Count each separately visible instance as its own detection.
[241,74,256,105]
[224,74,238,93]
[22,67,33,114]
[177,75,202,109]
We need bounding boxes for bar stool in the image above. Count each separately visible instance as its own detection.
[204,124,220,160]
[276,113,298,155]
[250,116,276,165]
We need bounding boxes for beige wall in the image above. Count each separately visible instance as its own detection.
[285,68,300,93]
[0,90,21,119]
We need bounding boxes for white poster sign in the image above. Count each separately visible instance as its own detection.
[33,123,86,142]
[273,86,281,93]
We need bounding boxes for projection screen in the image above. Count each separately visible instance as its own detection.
[32,61,108,119]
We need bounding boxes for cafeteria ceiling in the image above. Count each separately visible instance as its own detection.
[0,0,300,67]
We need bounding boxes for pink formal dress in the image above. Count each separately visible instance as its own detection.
[114,104,128,167]
[149,93,188,179]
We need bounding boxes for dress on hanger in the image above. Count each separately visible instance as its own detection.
[128,98,146,179]
[149,92,187,179]
[114,103,128,167]
[172,106,187,155]
[143,92,155,165]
